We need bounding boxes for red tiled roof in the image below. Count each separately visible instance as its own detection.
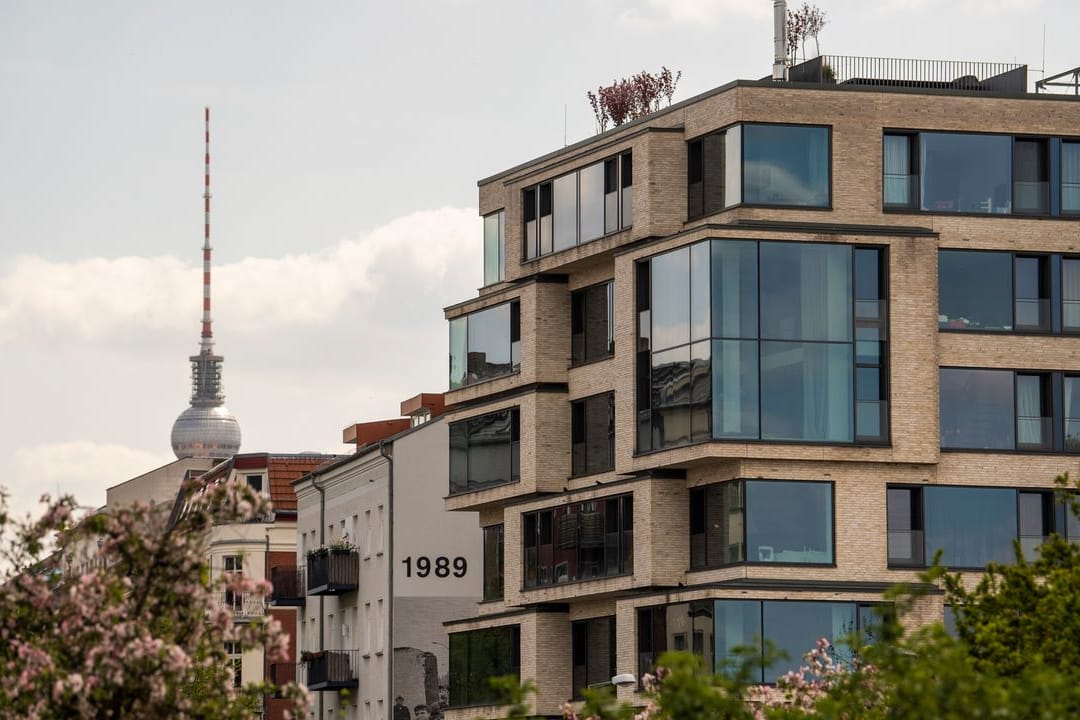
[267,456,336,512]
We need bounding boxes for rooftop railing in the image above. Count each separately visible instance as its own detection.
[789,56,1028,94]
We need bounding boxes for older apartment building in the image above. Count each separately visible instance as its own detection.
[441,57,1080,717]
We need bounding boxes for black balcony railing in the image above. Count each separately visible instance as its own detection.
[269,566,305,606]
[303,650,360,691]
[306,549,359,595]
[789,55,1027,94]
[268,662,297,698]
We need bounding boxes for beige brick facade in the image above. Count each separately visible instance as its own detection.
[444,78,1080,717]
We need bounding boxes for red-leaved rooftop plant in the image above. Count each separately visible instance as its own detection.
[587,67,682,134]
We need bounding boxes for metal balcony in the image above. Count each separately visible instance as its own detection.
[216,591,266,622]
[306,548,359,595]
[269,566,305,607]
[303,650,360,691]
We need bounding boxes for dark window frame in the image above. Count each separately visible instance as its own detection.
[940,366,1078,454]
[883,128,1080,219]
[572,616,616,699]
[522,493,633,590]
[689,479,836,570]
[448,625,521,708]
[636,239,889,453]
[686,121,833,218]
[448,407,521,495]
[448,300,521,390]
[571,280,615,366]
[482,524,505,602]
[887,483,1079,570]
[522,151,633,262]
[571,391,615,477]
[636,598,884,684]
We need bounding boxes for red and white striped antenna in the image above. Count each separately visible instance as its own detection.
[200,106,214,352]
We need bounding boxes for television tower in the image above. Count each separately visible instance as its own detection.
[170,107,242,459]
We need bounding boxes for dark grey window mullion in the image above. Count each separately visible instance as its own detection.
[756,242,763,439]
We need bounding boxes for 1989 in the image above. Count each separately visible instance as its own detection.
[401,556,467,578]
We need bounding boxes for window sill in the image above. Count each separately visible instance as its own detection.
[633,436,891,458]
[449,370,521,393]
[520,227,632,265]
[884,207,1072,221]
[445,478,521,500]
[569,354,615,370]
[568,467,616,481]
[520,570,633,593]
[687,560,836,572]
[940,446,1076,455]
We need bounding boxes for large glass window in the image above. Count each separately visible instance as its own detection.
[572,617,615,699]
[940,368,1061,451]
[449,625,520,707]
[523,152,632,260]
[523,494,632,588]
[483,210,505,286]
[449,408,520,494]
[921,133,1012,213]
[886,486,1080,568]
[886,132,1077,217]
[691,480,832,568]
[571,393,614,476]
[1067,376,1080,452]
[688,124,828,217]
[638,600,876,684]
[1064,259,1080,332]
[482,525,504,602]
[939,250,1055,332]
[638,240,886,450]
[571,281,614,365]
[448,302,520,389]
[743,124,830,207]
[1064,142,1080,214]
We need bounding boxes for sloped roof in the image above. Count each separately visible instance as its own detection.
[267,456,338,513]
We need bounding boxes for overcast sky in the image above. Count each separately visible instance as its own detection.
[1,0,1076,518]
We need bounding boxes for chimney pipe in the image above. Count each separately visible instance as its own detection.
[773,0,788,81]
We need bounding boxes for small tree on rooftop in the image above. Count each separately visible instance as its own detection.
[787,3,828,65]
[587,67,682,134]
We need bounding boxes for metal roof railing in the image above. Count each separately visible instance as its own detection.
[789,55,1028,94]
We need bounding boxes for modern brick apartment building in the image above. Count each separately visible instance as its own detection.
[441,56,1080,717]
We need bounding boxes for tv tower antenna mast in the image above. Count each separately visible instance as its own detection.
[170,106,242,459]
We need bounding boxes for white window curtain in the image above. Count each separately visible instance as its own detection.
[1063,142,1080,212]
[1063,259,1080,330]
[883,135,911,205]
[1016,375,1044,446]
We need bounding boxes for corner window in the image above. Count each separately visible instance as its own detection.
[572,617,615,699]
[939,368,1070,451]
[690,480,833,568]
[448,625,520,707]
[448,301,520,389]
[571,281,614,365]
[523,494,632,588]
[449,408,520,494]
[483,210,505,286]
[571,393,614,476]
[637,240,887,450]
[638,600,879,684]
[887,485,1078,568]
[523,152,632,261]
[687,124,828,217]
[482,524,504,602]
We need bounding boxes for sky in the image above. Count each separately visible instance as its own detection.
[1,0,1077,518]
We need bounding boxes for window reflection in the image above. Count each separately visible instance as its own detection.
[1064,142,1080,213]
[448,302,520,389]
[760,342,853,443]
[939,368,1015,449]
[448,408,519,494]
[743,125,830,207]
[920,133,1012,214]
[938,251,1012,331]
[924,487,1017,567]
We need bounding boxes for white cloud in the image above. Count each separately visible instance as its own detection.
[0,206,481,344]
[619,0,770,27]
[8,441,175,521]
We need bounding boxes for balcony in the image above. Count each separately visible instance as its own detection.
[302,650,360,691]
[269,566,305,607]
[216,591,266,622]
[306,548,359,596]
[789,55,1027,94]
